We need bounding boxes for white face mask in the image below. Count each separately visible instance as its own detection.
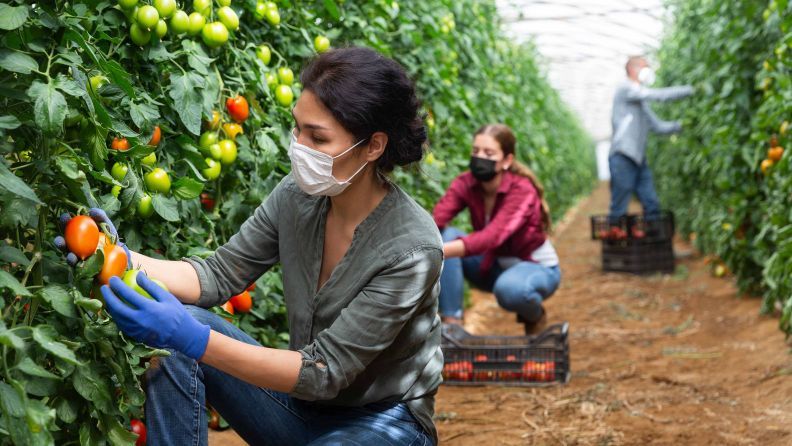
[288,129,369,196]
[638,67,656,85]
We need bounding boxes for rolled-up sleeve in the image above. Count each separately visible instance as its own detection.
[290,246,443,401]
[182,179,284,307]
[433,177,467,229]
[460,185,539,255]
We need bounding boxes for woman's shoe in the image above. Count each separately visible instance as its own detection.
[521,309,547,335]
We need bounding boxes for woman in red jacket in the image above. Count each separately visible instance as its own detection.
[433,124,560,334]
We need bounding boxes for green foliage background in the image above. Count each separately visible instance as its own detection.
[650,0,792,332]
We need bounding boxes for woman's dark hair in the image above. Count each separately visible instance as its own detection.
[300,46,427,173]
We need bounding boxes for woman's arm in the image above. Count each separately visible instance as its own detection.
[201,332,303,392]
[433,176,468,229]
[128,252,202,304]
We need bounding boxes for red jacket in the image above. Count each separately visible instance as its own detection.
[433,171,547,272]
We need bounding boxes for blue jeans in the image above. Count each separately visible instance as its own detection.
[608,153,661,218]
[438,228,561,323]
[145,306,433,446]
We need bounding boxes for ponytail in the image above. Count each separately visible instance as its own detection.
[509,161,552,232]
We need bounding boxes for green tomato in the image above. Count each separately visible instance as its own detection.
[208,143,222,160]
[199,131,219,149]
[154,0,177,18]
[155,19,168,38]
[130,23,152,46]
[217,0,232,6]
[218,139,237,166]
[111,185,122,198]
[122,270,168,299]
[202,157,222,180]
[136,5,160,30]
[265,7,280,26]
[111,162,129,181]
[118,0,138,9]
[256,44,271,65]
[265,1,277,11]
[145,167,171,194]
[141,152,157,166]
[187,12,206,36]
[277,67,294,85]
[89,75,108,92]
[201,22,229,48]
[266,72,278,89]
[314,35,330,53]
[170,10,190,34]
[137,194,154,218]
[275,84,294,107]
[217,6,239,31]
[254,1,267,19]
[193,0,212,16]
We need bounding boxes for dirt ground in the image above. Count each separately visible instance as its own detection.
[211,183,792,445]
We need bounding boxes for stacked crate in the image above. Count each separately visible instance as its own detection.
[590,211,675,274]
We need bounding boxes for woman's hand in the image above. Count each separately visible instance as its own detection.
[54,208,131,267]
[101,272,210,360]
[442,239,466,259]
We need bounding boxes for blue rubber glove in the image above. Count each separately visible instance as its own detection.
[101,273,211,360]
[54,208,132,268]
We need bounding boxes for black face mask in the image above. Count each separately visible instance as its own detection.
[469,157,498,182]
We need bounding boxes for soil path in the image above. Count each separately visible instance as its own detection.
[211,183,792,445]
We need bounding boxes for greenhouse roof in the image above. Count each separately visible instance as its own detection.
[496,0,666,141]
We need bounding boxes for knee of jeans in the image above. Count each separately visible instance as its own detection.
[441,227,465,243]
[185,304,226,329]
[493,280,543,311]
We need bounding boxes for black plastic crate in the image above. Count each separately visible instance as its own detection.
[602,238,675,274]
[591,211,674,242]
[440,323,570,386]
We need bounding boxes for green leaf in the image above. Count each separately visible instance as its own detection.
[172,177,204,200]
[0,326,24,350]
[32,326,80,365]
[0,4,29,30]
[38,285,77,318]
[0,244,30,266]
[25,399,56,437]
[16,358,60,380]
[0,49,38,74]
[0,381,24,417]
[55,397,78,424]
[26,80,67,136]
[104,415,139,446]
[0,270,31,296]
[72,364,112,412]
[169,72,203,136]
[75,297,103,312]
[129,101,160,129]
[152,194,180,221]
[323,0,341,20]
[55,157,86,182]
[0,115,21,129]
[0,161,43,204]
[77,249,103,280]
[54,74,85,98]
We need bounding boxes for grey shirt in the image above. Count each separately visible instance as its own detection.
[610,80,694,164]
[184,174,444,442]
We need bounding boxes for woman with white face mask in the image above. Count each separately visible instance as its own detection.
[75,47,442,445]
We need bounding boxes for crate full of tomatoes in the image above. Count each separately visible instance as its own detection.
[590,212,675,274]
[440,323,570,386]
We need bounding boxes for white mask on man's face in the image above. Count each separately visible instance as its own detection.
[638,67,656,85]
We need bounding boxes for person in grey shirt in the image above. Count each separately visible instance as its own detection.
[91,48,443,445]
[609,55,694,218]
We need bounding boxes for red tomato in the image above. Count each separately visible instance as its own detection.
[148,125,161,146]
[221,301,234,321]
[225,95,249,123]
[200,192,215,211]
[631,228,646,239]
[111,137,130,151]
[474,354,488,362]
[97,243,128,285]
[521,360,539,381]
[229,290,252,313]
[247,282,256,292]
[443,361,473,381]
[130,419,146,446]
[65,215,100,260]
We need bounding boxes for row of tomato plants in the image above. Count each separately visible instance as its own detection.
[649,0,792,333]
[0,0,594,443]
